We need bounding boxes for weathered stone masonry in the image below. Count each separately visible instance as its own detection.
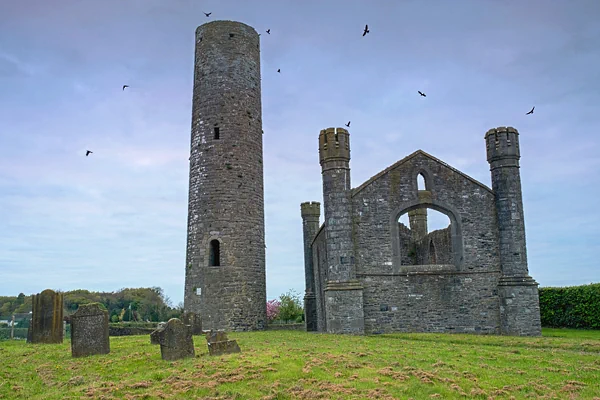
[300,201,320,332]
[302,126,542,336]
[184,20,267,331]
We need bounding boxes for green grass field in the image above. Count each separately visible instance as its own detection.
[1,328,599,399]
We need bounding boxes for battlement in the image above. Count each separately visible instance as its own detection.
[301,201,321,218]
[319,127,350,165]
[485,126,520,163]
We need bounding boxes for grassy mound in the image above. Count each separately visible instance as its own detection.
[1,328,599,399]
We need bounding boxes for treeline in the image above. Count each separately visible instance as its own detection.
[0,287,182,323]
[539,283,600,330]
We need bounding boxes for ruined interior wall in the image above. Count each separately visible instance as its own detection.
[421,226,452,265]
[397,223,414,265]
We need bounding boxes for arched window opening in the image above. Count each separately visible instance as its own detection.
[417,173,427,190]
[209,240,220,266]
[398,207,451,266]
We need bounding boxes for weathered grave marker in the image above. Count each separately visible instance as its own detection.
[157,318,195,361]
[70,303,110,357]
[182,312,203,335]
[27,289,64,344]
[205,329,241,356]
[150,322,166,345]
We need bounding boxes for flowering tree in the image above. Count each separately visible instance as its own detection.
[266,299,281,322]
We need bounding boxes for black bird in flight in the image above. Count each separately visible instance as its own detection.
[363,25,369,36]
[345,121,351,127]
[418,91,426,97]
[526,106,535,115]
[204,12,211,17]
[122,85,129,91]
[277,69,280,73]
[86,150,93,156]
[266,29,271,34]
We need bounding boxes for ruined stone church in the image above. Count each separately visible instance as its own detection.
[181,19,541,336]
[300,126,542,336]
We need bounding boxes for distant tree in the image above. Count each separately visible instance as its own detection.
[277,289,304,323]
[2,287,180,322]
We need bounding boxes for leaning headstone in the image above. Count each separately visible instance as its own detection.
[150,322,167,345]
[205,330,241,356]
[27,289,64,344]
[70,303,110,357]
[182,312,203,335]
[157,318,195,361]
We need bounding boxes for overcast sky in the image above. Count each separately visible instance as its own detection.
[1,0,599,306]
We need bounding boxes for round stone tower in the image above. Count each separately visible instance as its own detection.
[485,126,541,336]
[183,20,266,331]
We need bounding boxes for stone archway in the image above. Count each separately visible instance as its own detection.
[391,199,464,270]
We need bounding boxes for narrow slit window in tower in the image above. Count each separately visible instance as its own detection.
[209,240,220,266]
[214,127,220,140]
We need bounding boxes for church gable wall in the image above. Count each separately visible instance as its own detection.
[350,152,502,334]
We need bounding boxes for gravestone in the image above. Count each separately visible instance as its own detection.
[157,318,195,361]
[27,289,64,344]
[70,303,110,357]
[205,330,241,356]
[182,312,203,335]
[150,322,167,345]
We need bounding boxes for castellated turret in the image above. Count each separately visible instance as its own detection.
[485,126,541,336]
[300,201,320,331]
[485,126,527,277]
[318,127,365,334]
[319,128,353,281]
[183,20,266,331]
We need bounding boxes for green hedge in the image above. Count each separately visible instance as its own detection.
[539,283,600,329]
[108,322,159,336]
[0,328,28,340]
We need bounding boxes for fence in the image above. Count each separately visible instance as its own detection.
[0,314,31,340]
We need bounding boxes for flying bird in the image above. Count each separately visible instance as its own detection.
[122,85,129,91]
[85,150,93,156]
[204,12,211,17]
[418,91,426,97]
[526,106,535,115]
[362,25,369,36]
[345,121,351,127]
[266,29,271,34]
[277,69,280,73]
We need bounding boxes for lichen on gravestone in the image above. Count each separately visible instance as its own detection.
[157,318,195,361]
[70,302,110,357]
